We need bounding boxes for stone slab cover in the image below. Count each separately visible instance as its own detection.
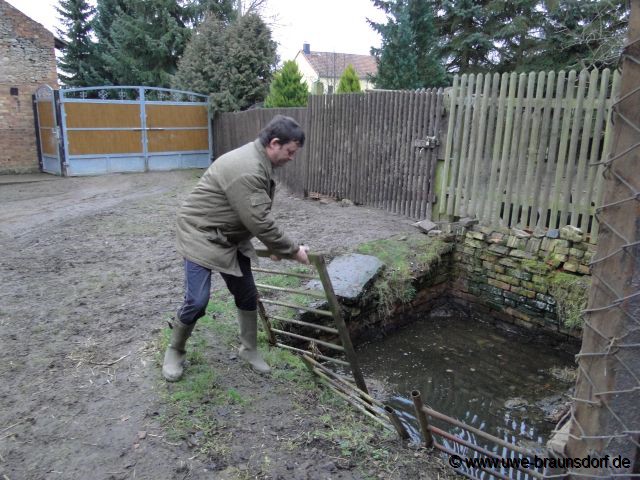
[307,254,384,302]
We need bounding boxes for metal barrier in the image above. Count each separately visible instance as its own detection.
[411,390,545,480]
[254,248,412,437]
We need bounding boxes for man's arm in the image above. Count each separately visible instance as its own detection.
[226,174,306,262]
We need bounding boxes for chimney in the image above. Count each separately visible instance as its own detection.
[303,42,310,55]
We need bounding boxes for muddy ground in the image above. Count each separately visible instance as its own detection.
[0,170,454,480]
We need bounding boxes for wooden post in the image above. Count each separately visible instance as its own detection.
[565,3,640,477]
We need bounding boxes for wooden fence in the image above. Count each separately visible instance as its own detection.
[306,90,445,219]
[440,68,620,241]
[213,107,309,197]
[214,90,445,220]
[213,68,619,242]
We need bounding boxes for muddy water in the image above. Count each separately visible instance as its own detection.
[357,313,578,470]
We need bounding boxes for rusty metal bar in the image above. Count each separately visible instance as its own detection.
[275,343,349,366]
[259,298,333,317]
[271,328,345,352]
[253,267,320,280]
[302,355,382,407]
[268,315,338,334]
[313,372,392,430]
[433,441,513,480]
[411,390,434,447]
[312,255,369,394]
[257,298,277,346]
[255,283,326,299]
[428,424,545,479]
[300,357,392,431]
[422,403,535,458]
[384,406,410,440]
[310,366,377,413]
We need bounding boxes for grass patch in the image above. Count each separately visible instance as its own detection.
[356,234,451,313]
[549,272,590,330]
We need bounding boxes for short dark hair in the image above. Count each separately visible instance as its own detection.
[258,115,305,147]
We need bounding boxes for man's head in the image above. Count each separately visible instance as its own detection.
[258,115,305,168]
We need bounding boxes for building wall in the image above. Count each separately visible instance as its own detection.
[293,53,375,94]
[293,53,320,92]
[0,0,58,174]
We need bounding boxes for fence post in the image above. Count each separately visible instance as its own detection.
[565,4,640,477]
[411,390,433,447]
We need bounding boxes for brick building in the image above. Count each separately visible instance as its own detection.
[0,0,58,174]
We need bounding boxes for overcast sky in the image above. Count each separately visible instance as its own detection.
[5,0,386,62]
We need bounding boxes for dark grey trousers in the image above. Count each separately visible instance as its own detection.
[177,253,257,325]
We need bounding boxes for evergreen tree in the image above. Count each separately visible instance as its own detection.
[92,0,132,85]
[98,0,192,87]
[336,64,362,93]
[537,0,629,70]
[183,0,237,27]
[56,0,99,86]
[433,0,495,73]
[487,0,545,72]
[264,60,309,107]
[370,0,447,89]
[173,13,277,112]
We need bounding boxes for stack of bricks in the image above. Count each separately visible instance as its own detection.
[450,224,594,337]
[0,0,58,174]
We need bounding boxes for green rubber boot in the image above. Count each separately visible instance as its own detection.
[162,318,195,382]
[237,309,271,374]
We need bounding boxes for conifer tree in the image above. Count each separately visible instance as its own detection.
[432,0,495,73]
[56,0,99,86]
[173,13,277,112]
[370,0,447,89]
[92,0,132,85]
[98,0,191,87]
[538,0,629,70]
[264,61,309,107]
[336,65,362,93]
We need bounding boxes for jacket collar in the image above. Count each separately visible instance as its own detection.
[254,139,273,175]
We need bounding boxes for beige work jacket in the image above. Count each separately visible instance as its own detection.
[176,139,298,276]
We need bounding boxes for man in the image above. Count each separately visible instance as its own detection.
[163,115,309,381]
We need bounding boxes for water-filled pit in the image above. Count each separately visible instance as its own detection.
[356,308,579,478]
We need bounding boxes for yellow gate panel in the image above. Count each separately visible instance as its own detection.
[146,104,208,128]
[65,103,141,128]
[147,130,208,152]
[39,128,57,156]
[67,130,143,155]
[37,101,56,128]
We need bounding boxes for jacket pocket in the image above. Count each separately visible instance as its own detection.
[206,228,232,247]
[250,192,272,207]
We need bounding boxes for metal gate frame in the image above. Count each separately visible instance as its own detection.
[33,85,64,175]
[35,85,213,176]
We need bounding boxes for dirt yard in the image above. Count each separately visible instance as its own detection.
[0,170,454,480]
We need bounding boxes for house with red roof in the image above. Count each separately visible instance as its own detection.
[294,43,377,94]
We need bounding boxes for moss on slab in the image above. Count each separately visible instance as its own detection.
[355,234,453,314]
[549,271,590,330]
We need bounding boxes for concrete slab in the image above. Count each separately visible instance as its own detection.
[306,253,385,302]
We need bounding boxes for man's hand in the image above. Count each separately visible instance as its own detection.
[294,245,310,264]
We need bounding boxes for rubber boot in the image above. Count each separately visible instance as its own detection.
[237,309,271,374]
[162,318,195,382]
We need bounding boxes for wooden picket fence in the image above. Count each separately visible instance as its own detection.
[440,68,620,241]
[213,107,309,197]
[214,90,445,220]
[305,90,445,219]
[213,68,619,242]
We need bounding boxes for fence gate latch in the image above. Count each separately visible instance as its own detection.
[413,137,439,151]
